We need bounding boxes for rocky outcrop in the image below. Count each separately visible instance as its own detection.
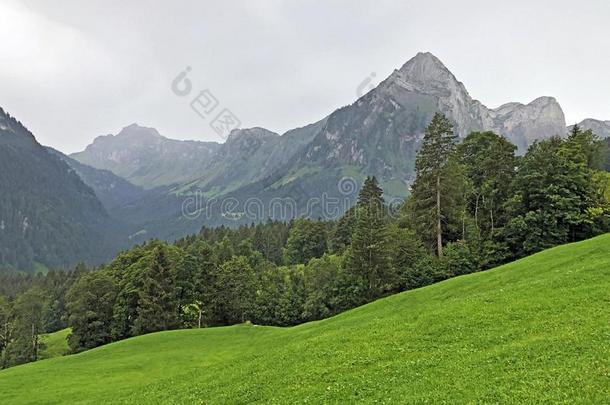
[486,97,566,151]
[570,118,610,138]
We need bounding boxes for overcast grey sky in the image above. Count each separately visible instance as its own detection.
[1,0,609,153]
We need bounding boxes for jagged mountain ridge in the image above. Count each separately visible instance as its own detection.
[71,124,221,189]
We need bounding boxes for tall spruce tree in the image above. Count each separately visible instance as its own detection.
[132,246,178,335]
[409,113,458,257]
[346,177,393,300]
[215,256,256,324]
[566,125,605,170]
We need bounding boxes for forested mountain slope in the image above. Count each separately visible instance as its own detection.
[0,108,121,272]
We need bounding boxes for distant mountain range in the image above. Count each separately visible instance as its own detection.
[73,53,576,194]
[1,52,609,272]
[69,52,610,243]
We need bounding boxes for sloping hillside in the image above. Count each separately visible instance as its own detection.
[1,235,608,403]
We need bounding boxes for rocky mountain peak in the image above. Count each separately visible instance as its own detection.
[115,123,164,140]
[398,52,452,77]
[391,52,466,96]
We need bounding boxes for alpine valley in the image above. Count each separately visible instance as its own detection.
[1,52,609,272]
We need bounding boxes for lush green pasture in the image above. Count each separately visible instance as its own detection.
[1,235,609,404]
[39,328,70,360]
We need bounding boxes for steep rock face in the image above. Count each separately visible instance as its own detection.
[486,97,566,151]
[570,118,610,138]
[71,124,220,189]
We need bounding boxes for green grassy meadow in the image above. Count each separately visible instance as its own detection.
[1,235,609,404]
[39,328,70,360]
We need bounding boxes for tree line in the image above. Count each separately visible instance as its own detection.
[1,114,608,367]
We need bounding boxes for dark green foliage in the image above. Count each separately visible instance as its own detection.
[2,288,45,367]
[408,113,461,256]
[504,137,606,256]
[0,296,10,366]
[66,272,118,353]
[438,241,478,279]
[567,124,605,170]
[456,131,517,239]
[284,219,328,265]
[132,246,179,335]
[329,206,357,254]
[604,138,610,171]
[389,226,435,290]
[214,257,256,324]
[345,177,394,300]
[302,255,361,321]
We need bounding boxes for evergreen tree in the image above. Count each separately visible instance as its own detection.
[172,252,197,327]
[567,125,605,169]
[409,113,459,256]
[132,246,179,335]
[329,206,357,254]
[189,240,220,327]
[215,256,256,324]
[389,226,435,290]
[358,176,384,208]
[603,138,610,172]
[504,137,603,255]
[346,177,393,300]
